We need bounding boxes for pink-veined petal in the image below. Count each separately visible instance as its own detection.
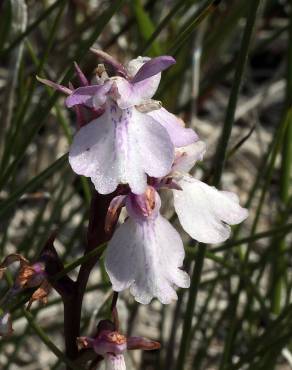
[105,213,190,304]
[68,107,119,194]
[172,141,206,173]
[148,108,198,147]
[65,82,111,108]
[173,176,248,244]
[69,104,174,195]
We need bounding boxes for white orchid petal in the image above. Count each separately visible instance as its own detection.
[112,56,168,109]
[113,77,161,109]
[69,104,174,194]
[128,110,174,188]
[148,108,198,147]
[173,176,248,244]
[172,141,206,173]
[105,354,126,370]
[105,215,189,304]
[127,56,151,77]
[68,109,119,194]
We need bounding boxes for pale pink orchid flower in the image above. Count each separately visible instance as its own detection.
[65,51,198,194]
[104,142,248,304]
[105,187,190,304]
[77,327,160,370]
[38,51,197,194]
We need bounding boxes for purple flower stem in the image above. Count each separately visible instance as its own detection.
[111,292,120,330]
[62,190,121,368]
[39,192,120,368]
[40,231,75,298]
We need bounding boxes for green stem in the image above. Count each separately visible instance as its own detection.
[0,154,67,219]
[208,222,292,253]
[270,7,292,315]
[52,242,107,282]
[176,246,205,370]
[212,0,261,186]
[217,110,291,370]
[23,309,82,370]
[176,2,261,369]
[25,41,91,208]
[0,0,65,57]
[131,0,161,56]
[167,0,220,56]
[140,0,187,55]
[0,0,125,190]
[0,1,66,175]
[248,110,291,251]
[4,241,107,315]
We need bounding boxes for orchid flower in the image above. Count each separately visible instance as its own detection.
[68,52,198,194]
[77,322,160,370]
[105,187,190,304]
[38,50,198,194]
[104,142,248,304]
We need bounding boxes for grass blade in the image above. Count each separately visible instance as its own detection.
[176,2,262,369]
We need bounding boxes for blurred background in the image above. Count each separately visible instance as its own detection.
[0,0,292,369]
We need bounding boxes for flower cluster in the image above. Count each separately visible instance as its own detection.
[39,50,248,305]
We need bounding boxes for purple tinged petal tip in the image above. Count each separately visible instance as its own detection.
[65,83,111,108]
[127,336,161,351]
[66,85,100,107]
[173,177,248,244]
[90,48,128,78]
[36,76,72,95]
[148,107,198,148]
[73,62,89,86]
[131,56,176,84]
